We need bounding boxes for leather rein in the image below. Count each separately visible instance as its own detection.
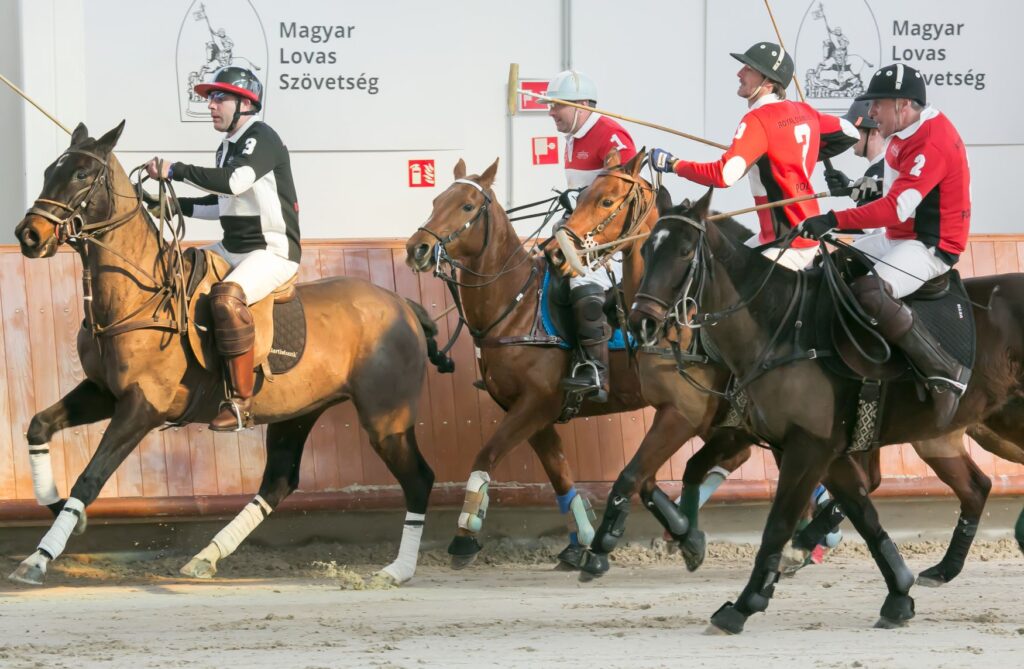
[26,151,189,340]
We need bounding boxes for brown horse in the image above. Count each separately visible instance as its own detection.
[9,122,447,587]
[404,159,755,570]
[631,189,1024,632]
[552,150,1020,589]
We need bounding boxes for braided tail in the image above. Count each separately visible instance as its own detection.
[405,298,455,374]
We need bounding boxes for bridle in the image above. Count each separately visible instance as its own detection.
[25,151,189,340]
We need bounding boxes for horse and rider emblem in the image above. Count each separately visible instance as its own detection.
[796,1,881,105]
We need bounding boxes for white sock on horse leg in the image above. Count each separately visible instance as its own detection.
[37,497,85,560]
[209,496,272,559]
[29,444,61,506]
[698,466,730,508]
[458,470,490,531]
[381,512,425,584]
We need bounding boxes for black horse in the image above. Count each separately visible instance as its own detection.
[630,188,1024,633]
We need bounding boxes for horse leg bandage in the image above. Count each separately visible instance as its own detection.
[29,444,61,507]
[559,489,596,547]
[698,466,730,508]
[37,497,85,560]
[458,471,490,532]
[381,512,426,584]
[209,496,273,559]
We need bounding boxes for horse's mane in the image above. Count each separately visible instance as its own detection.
[708,212,754,244]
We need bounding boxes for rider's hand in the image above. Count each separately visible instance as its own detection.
[145,157,172,181]
[798,211,838,240]
[650,148,678,173]
[141,190,177,218]
[824,169,852,197]
[850,176,882,203]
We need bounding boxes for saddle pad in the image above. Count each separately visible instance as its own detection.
[267,297,306,374]
[540,267,631,351]
[907,272,975,369]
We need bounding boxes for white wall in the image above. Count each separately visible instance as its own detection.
[3,0,1021,245]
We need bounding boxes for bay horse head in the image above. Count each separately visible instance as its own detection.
[628,187,715,342]
[547,148,659,277]
[16,121,129,258]
[406,158,499,273]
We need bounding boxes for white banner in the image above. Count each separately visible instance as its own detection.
[706,0,1015,145]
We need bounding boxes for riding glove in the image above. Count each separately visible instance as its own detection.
[650,148,678,173]
[850,176,882,204]
[798,211,838,240]
[824,169,852,197]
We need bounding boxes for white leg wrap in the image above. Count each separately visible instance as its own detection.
[210,496,272,559]
[381,512,425,584]
[37,497,85,560]
[29,444,61,506]
[698,466,730,508]
[569,494,597,547]
[457,470,490,532]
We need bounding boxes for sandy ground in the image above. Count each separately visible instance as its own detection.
[0,539,1021,669]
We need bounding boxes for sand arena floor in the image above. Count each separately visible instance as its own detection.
[0,538,1021,668]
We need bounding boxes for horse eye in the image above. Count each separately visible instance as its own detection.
[76,170,88,180]
[602,199,614,207]
[462,204,474,213]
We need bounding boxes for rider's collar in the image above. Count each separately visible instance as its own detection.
[749,92,781,111]
[225,116,257,143]
[893,105,938,140]
[569,111,601,139]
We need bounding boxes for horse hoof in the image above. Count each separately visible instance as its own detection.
[369,571,401,588]
[708,601,747,635]
[8,560,46,586]
[73,509,88,536]
[555,544,586,571]
[447,535,482,570]
[577,551,609,583]
[180,558,217,579]
[915,566,949,588]
[703,623,734,636]
[780,545,810,575]
[873,616,909,629]
[449,553,477,570]
[679,529,706,572]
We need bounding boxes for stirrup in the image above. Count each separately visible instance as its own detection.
[562,359,607,402]
[210,400,251,432]
[925,376,968,395]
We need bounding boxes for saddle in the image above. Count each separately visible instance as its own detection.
[184,247,306,376]
[542,265,631,350]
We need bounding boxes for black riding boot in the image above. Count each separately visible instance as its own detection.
[562,284,611,403]
[851,276,969,428]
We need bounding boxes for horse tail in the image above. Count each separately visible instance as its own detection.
[405,298,456,374]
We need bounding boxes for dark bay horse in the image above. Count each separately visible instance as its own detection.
[631,189,1024,633]
[9,122,447,586]
[553,155,1018,589]
[404,159,756,569]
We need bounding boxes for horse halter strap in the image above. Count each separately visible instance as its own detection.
[564,169,653,266]
[417,178,493,249]
[26,149,123,245]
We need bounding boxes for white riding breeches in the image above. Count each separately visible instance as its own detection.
[570,253,623,290]
[851,232,951,299]
[205,242,300,305]
[744,235,819,271]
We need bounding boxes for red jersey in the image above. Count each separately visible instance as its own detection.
[834,108,970,257]
[673,95,857,249]
[564,113,637,188]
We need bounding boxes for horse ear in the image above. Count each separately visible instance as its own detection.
[692,187,715,219]
[479,158,499,190]
[604,148,621,168]
[93,120,126,154]
[70,122,89,147]
[655,185,673,215]
[453,159,467,180]
[627,147,646,176]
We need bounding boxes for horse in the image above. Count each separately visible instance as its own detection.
[9,121,449,587]
[630,188,1024,633]
[404,158,757,571]
[548,149,1013,587]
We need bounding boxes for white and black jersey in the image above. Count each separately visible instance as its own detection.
[173,119,301,262]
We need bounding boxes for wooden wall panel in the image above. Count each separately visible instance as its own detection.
[2,237,1024,515]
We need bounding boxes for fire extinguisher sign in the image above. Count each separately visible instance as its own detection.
[408,159,436,187]
[532,137,559,165]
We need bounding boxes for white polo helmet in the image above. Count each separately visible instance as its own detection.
[545,70,598,103]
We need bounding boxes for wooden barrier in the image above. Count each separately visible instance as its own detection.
[0,236,1022,519]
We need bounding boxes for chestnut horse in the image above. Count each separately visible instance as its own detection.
[631,189,1024,632]
[9,122,448,587]
[552,150,1021,588]
[405,159,753,571]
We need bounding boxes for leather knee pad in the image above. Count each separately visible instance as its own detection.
[570,284,609,343]
[210,281,255,356]
[850,275,912,339]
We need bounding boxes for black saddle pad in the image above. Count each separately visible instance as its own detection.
[268,296,306,374]
[906,271,975,368]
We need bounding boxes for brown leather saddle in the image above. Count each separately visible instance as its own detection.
[184,248,300,374]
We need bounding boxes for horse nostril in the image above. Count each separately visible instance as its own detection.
[21,227,40,248]
[414,244,430,261]
[550,249,565,266]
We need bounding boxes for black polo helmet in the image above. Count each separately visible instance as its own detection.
[730,42,795,88]
[855,63,926,106]
[842,99,878,130]
[194,66,264,110]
